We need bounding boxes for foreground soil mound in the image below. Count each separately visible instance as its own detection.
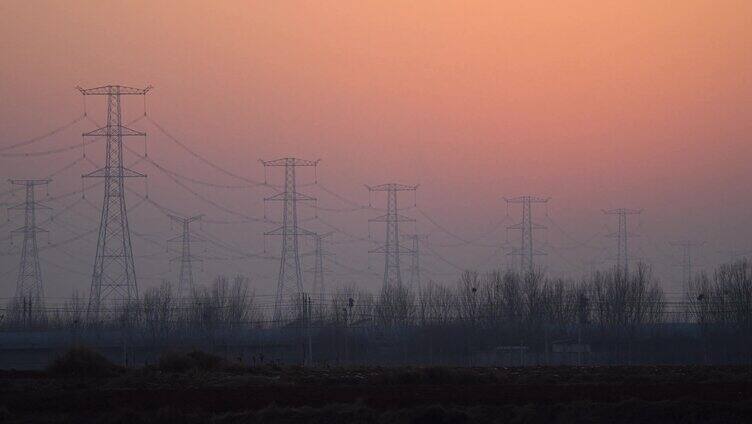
[46,346,120,378]
[0,362,751,422]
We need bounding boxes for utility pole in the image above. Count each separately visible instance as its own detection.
[401,233,427,290]
[367,183,417,288]
[261,158,319,322]
[80,84,151,320]
[505,196,549,275]
[168,214,204,298]
[602,208,641,275]
[8,179,50,325]
[671,240,705,294]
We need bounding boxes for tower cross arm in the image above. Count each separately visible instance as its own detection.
[167,234,205,244]
[83,125,145,137]
[504,196,550,203]
[7,202,51,211]
[264,192,316,202]
[507,222,547,230]
[670,240,706,248]
[77,85,153,96]
[83,167,146,178]
[264,226,317,237]
[8,179,52,186]
[369,245,414,254]
[365,183,419,192]
[602,208,642,215]
[167,213,204,224]
[369,213,415,223]
[259,158,320,167]
[12,225,48,234]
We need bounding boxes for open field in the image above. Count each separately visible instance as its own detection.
[1,351,751,423]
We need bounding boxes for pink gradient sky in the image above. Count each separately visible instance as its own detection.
[1,1,751,299]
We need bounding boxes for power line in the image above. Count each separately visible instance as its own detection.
[0,114,86,153]
[417,207,508,248]
[0,137,101,158]
[43,156,87,179]
[123,145,256,189]
[312,182,372,211]
[545,215,606,250]
[144,115,267,187]
[329,256,380,278]
[193,227,275,261]
[124,146,267,223]
[312,215,374,245]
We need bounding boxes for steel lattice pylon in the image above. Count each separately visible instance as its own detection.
[261,157,318,322]
[401,233,427,290]
[367,183,417,288]
[505,196,549,275]
[671,240,705,294]
[8,179,51,325]
[79,84,151,320]
[309,232,333,304]
[168,214,204,298]
[603,208,642,275]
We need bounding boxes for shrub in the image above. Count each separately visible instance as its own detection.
[157,351,195,373]
[158,350,225,373]
[47,346,118,377]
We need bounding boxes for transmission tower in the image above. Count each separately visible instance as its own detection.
[168,214,204,298]
[602,208,641,275]
[505,196,549,274]
[261,157,319,322]
[80,84,151,319]
[308,232,333,303]
[367,183,417,288]
[671,240,705,293]
[401,233,427,289]
[7,179,50,324]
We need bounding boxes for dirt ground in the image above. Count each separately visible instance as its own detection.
[1,365,751,423]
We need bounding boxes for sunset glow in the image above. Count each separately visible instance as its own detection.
[1,1,751,298]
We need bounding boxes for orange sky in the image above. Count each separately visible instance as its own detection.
[1,1,751,298]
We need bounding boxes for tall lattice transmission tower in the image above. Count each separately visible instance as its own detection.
[261,157,319,322]
[505,196,549,274]
[7,179,50,324]
[602,208,641,275]
[367,183,417,288]
[401,233,427,290]
[308,232,333,305]
[168,214,204,298]
[671,240,705,293]
[79,84,151,319]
